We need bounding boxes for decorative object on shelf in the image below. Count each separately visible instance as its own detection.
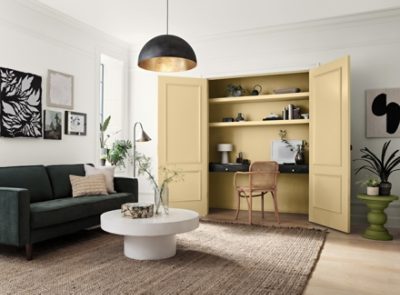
[121,203,154,219]
[263,113,281,121]
[43,110,62,140]
[135,151,182,215]
[64,111,86,135]
[0,67,42,138]
[235,112,245,121]
[133,121,151,177]
[218,143,233,164]
[354,140,400,196]
[294,144,305,165]
[357,194,399,240]
[273,87,301,94]
[47,70,73,109]
[236,152,243,163]
[222,117,234,122]
[282,104,301,120]
[227,84,244,97]
[251,84,262,96]
[107,139,132,168]
[366,88,400,137]
[301,113,309,119]
[137,0,196,72]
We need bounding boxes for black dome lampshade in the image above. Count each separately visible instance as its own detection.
[138,34,197,72]
[137,0,197,72]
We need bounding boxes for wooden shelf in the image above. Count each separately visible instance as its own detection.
[209,92,309,105]
[209,119,309,128]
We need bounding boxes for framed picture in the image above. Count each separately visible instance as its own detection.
[366,88,400,138]
[0,67,42,138]
[47,70,74,109]
[65,111,86,135]
[44,110,62,140]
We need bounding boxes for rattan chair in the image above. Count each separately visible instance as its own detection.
[234,161,280,224]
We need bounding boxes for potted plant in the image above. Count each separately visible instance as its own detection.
[365,178,380,196]
[100,115,111,165]
[354,140,400,196]
[107,140,132,168]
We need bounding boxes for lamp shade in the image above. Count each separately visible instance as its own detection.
[217,144,233,152]
[138,34,197,72]
[136,130,152,142]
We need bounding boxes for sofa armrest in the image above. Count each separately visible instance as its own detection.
[0,187,30,247]
[114,178,138,202]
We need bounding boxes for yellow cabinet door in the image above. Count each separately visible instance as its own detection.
[158,76,208,216]
[309,56,351,233]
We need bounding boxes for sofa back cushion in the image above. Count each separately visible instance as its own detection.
[46,164,85,198]
[0,165,53,203]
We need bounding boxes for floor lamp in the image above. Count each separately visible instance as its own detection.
[133,122,151,177]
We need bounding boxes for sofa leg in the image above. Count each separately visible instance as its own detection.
[25,244,33,261]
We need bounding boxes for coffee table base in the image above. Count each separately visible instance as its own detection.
[124,235,176,260]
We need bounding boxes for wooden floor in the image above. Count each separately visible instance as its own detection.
[205,209,400,295]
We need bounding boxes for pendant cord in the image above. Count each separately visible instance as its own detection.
[166,0,169,35]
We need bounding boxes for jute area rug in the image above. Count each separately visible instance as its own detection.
[0,222,326,295]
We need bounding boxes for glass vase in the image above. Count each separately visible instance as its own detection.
[154,184,169,215]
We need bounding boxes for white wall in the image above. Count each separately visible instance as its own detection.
[131,8,400,227]
[0,0,130,166]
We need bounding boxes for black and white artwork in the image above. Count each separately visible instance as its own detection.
[65,111,86,135]
[366,88,400,138]
[44,110,62,140]
[0,67,42,137]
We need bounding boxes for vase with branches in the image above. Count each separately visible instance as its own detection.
[135,151,182,215]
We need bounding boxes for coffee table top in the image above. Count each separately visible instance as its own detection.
[101,208,199,237]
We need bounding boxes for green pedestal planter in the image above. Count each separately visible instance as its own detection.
[357,194,398,241]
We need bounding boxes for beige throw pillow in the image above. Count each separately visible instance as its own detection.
[70,174,108,197]
[84,164,116,193]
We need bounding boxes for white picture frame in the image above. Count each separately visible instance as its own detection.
[47,70,74,109]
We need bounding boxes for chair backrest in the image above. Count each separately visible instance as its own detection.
[249,161,279,189]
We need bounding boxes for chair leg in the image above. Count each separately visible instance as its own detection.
[248,193,253,225]
[234,190,241,220]
[25,244,33,261]
[271,191,280,224]
[261,193,265,219]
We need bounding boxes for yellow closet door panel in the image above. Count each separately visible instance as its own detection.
[158,76,208,216]
[309,56,351,233]
[166,84,201,163]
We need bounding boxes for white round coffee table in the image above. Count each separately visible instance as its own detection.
[100,208,199,260]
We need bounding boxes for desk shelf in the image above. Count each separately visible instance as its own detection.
[209,92,309,105]
[209,119,309,128]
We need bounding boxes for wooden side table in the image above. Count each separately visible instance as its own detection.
[357,194,398,241]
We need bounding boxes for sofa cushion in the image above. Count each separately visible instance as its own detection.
[46,164,85,198]
[0,165,53,203]
[70,174,108,197]
[30,193,134,229]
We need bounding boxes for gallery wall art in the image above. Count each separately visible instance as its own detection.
[47,70,74,109]
[366,88,400,138]
[0,67,42,137]
[65,111,86,135]
[44,110,62,140]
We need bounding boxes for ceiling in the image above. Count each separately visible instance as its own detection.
[36,0,400,46]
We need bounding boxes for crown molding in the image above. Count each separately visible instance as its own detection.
[190,7,400,44]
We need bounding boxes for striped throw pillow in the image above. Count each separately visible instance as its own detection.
[70,174,108,197]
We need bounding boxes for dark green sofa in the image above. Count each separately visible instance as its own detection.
[0,164,138,260]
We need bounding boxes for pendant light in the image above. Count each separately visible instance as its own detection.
[138,0,197,72]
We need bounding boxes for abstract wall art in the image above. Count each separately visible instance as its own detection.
[366,88,400,138]
[0,67,42,138]
[47,70,74,109]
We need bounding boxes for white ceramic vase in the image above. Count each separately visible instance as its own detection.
[367,186,379,196]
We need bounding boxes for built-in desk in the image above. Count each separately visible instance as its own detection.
[209,163,309,174]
